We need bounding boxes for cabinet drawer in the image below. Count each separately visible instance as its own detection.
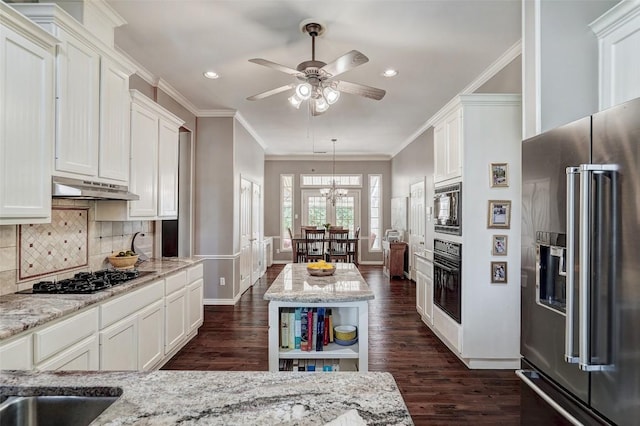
[101,279,163,328]
[33,307,98,364]
[165,270,187,295]
[0,335,33,370]
[187,263,203,283]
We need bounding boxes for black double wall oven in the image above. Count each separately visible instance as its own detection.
[433,238,462,324]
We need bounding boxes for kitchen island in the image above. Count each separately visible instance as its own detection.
[0,370,413,425]
[264,263,374,373]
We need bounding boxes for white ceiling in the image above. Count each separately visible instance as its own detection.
[107,0,521,158]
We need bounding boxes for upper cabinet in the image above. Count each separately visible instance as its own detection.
[590,1,640,110]
[95,91,184,221]
[0,3,58,225]
[11,3,134,185]
[433,108,462,185]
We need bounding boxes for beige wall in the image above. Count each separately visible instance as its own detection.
[264,159,391,264]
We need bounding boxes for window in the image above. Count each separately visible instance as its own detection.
[369,175,382,251]
[301,190,360,236]
[281,174,293,251]
[300,174,362,187]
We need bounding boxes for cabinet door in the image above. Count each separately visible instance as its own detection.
[187,278,204,332]
[99,58,130,182]
[129,102,158,217]
[138,299,164,371]
[165,288,187,354]
[424,275,434,325]
[55,30,100,176]
[444,109,462,179]
[0,335,33,370]
[433,123,447,183]
[37,335,99,371]
[157,118,179,218]
[416,270,426,315]
[99,315,138,371]
[0,25,53,224]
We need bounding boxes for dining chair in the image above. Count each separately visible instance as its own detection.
[289,227,305,263]
[327,229,349,263]
[347,226,360,265]
[304,229,326,262]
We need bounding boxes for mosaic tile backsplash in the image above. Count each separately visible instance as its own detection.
[19,207,89,280]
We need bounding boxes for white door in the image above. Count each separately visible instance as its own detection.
[409,180,426,280]
[251,183,262,285]
[157,118,179,218]
[99,316,137,371]
[239,178,252,294]
[301,190,360,235]
[129,103,158,217]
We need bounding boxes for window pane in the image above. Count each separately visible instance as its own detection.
[369,175,382,251]
[281,175,293,251]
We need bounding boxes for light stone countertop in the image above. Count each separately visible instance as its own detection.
[263,263,375,303]
[0,370,413,425]
[0,257,203,340]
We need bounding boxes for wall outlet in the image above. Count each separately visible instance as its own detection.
[276,249,280,254]
[219,277,225,286]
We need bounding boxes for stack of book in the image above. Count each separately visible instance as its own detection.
[280,307,335,351]
[278,358,343,372]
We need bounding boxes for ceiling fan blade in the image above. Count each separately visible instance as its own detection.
[321,50,369,78]
[246,83,296,101]
[248,58,302,76]
[335,80,386,100]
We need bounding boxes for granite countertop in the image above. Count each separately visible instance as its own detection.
[0,370,413,425]
[264,263,374,303]
[0,257,203,341]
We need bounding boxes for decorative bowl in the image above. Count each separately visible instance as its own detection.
[334,336,358,346]
[107,254,139,269]
[307,266,336,276]
[334,325,357,341]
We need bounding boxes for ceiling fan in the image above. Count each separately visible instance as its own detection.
[246,22,386,115]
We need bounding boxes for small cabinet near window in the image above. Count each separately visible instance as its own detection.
[0,8,56,225]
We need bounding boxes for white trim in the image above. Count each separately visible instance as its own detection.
[203,296,241,306]
[265,154,391,161]
[534,0,541,135]
[116,47,158,86]
[390,40,522,158]
[358,261,384,265]
[194,253,241,260]
[369,174,383,252]
[89,0,127,29]
[280,174,294,252]
[1,2,60,48]
[235,112,268,149]
[157,78,200,116]
[197,109,236,117]
[130,90,184,127]
[589,0,640,37]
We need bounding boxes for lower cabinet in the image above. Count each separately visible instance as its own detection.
[38,335,99,371]
[100,315,138,371]
[187,278,204,332]
[416,269,426,316]
[138,299,164,371]
[165,287,187,354]
[415,254,434,326]
[0,335,33,370]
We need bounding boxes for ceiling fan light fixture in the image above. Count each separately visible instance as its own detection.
[315,97,329,113]
[295,83,312,100]
[288,94,303,109]
[323,86,340,104]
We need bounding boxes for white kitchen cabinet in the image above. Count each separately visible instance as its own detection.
[99,57,131,182]
[590,1,640,110]
[94,90,184,221]
[33,306,98,364]
[165,287,187,354]
[415,270,425,317]
[11,3,134,185]
[129,99,159,217]
[37,335,99,371]
[187,278,204,332]
[138,299,164,371]
[0,335,33,370]
[415,254,433,326]
[433,108,462,184]
[99,315,138,371]
[54,28,100,177]
[0,5,56,225]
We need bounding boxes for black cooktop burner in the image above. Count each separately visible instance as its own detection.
[29,269,142,294]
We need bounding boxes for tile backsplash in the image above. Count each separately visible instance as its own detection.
[0,199,154,296]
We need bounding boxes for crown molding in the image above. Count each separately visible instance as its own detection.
[390,39,522,158]
[197,110,237,117]
[89,0,127,29]
[157,78,200,116]
[1,2,59,48]
[115,47,158,86]
[234,113,267,150]
[590,0,640,37]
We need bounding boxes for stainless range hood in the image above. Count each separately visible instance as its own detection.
[52,177,139,201]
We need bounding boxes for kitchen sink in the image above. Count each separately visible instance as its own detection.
[0,395,119,426]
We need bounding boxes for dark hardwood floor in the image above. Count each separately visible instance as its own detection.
[163,264,521,425]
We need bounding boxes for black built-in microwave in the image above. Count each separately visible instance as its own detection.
[434,182,461,235]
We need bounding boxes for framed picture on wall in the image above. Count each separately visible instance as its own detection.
[491,261,508,283]
[491,235,508,256]
[487,200,511,229]
[490,163,509,187]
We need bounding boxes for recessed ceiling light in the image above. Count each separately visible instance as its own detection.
[382,69,398,78]
[203,71,219,79]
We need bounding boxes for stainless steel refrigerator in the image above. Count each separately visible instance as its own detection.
[519,97,640,425]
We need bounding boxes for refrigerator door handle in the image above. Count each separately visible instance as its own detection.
[516,370,583,426]
[565,167,580,363]
[578,164,618,372]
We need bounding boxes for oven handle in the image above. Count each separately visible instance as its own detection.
[433,261,457,273]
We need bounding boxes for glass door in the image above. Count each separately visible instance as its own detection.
[301,190,360,235]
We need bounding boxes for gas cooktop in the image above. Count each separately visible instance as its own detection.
[21,269,153,294]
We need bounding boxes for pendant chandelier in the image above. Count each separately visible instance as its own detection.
[320,139,348,206]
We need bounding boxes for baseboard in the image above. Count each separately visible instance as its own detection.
[358,261,383,265]
[204,298,238,305]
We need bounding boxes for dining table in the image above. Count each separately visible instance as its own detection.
[290,233,359,264]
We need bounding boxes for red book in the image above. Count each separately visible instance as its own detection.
[323,312,330,345]
[306,309,314,351]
